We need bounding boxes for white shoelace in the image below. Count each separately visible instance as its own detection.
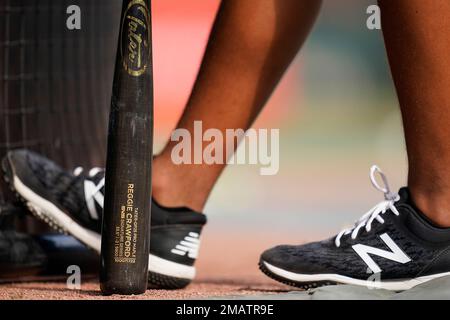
[73,166,105,203]
[334,165,400,247]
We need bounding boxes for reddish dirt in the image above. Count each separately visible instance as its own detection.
[0,228,301,300]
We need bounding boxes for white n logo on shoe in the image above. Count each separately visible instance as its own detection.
[352,233,411,273]
[84,180,104,220]
[171,232,200,259]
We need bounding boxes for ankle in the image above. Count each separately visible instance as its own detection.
[152,155,182,206]
[409,186,450,228]
[152,155,206,212]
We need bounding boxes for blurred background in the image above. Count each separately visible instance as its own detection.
[0,0,408,282]
[150,0,408,280]
[151,0,406,234]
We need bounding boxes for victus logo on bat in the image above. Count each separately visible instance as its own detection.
[121,0,150,77]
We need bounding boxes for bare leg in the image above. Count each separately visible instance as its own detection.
[153,0,322,211]
[380,0,450,226]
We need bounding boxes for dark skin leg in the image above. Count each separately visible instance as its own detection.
[380,0,450,227]
[153,0,322,211]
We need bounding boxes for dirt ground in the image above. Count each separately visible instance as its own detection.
[0,228,300,300]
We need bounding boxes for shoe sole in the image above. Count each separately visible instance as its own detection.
[2,157,194,289]
[259,259,450,291]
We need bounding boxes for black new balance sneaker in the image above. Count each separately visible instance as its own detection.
[0,204,47,277]
[260,166,450,291]
[2,149,207,289]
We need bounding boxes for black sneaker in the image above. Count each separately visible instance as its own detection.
[2,149,207,289]
[260,166,450,291]
[0,204,47,278]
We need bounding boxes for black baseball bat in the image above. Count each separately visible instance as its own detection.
[100,0,153,295]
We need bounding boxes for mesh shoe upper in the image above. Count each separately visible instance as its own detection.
[0,230,47,267]
[0,204,47,269]
[150,200,206,266]
[6,150,103,232]
[262,208,444,280]
[0,202,47,274]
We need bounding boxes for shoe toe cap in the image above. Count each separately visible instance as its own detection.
[6,149,38,175]
[260,245,296,268]
[260,242,335,274]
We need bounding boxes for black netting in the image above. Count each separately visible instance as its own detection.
[0,1,121,203]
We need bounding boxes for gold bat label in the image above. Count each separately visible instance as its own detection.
[121,0,150,77]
